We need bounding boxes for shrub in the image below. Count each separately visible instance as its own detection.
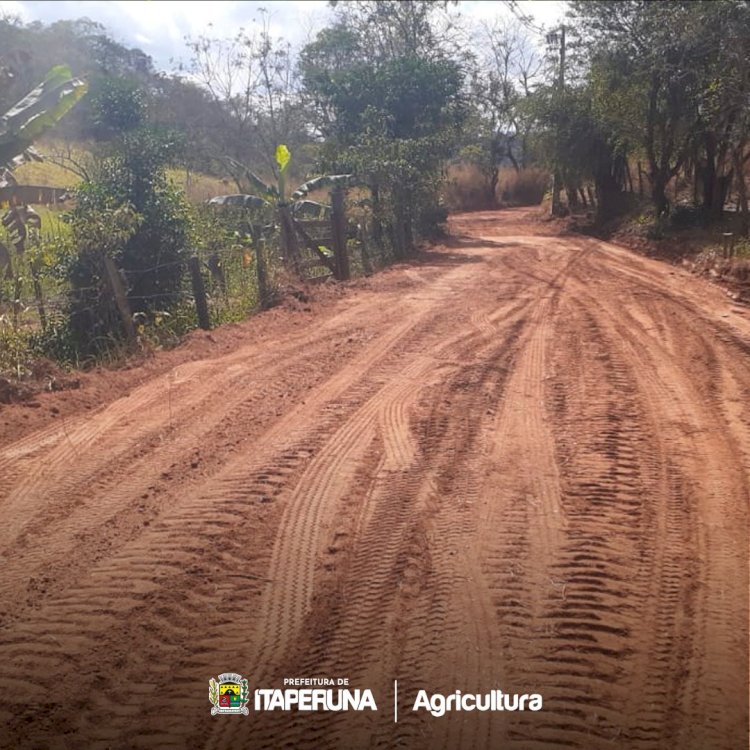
[65,128,191,356]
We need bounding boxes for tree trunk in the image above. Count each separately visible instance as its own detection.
[713,171,733,221]
[637,162,644,197]
[370,183,384,251]
[702,132,717,212]
[487,169,499,208]
[565,182,579,211]
[651,173,670,217]
[733,148,749,237]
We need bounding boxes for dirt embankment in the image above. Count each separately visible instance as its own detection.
[0,208,747,750]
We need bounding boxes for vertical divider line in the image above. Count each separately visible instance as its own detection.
[394,679,398,723]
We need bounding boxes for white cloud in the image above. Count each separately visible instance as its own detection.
[0,0,30,21]
[7,1,566,70]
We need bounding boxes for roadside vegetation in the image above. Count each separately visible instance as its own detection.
[0,0,748,396]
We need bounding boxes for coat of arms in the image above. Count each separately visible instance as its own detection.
[209,672,250,715]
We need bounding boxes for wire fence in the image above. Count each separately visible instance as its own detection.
[0,205,397,373]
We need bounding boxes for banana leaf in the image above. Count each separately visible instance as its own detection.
[225,157,278,200]
[208,194,270,209]
[2,204,41,253]
[291,174,354,201]
[0,66,87,166]
[292,200,331,218]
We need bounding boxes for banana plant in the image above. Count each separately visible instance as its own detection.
[209,144,354,218]
[209,145,356,274]
[0,65,87,269]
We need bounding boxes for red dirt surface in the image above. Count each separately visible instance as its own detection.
[0,208,747,749]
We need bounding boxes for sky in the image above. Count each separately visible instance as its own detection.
[0,0,566,71]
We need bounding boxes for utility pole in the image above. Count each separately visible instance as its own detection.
[549,24,566,217]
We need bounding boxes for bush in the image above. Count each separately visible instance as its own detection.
[65,128,191,357]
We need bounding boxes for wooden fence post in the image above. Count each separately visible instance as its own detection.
[358,222,372,276]
[330,188,350,281]
[189,255,210,330]
[279,204,301,273]
[254,241,270,309]
[722,232,735,259]
[103,254,136,344]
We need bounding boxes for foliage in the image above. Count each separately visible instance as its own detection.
[88,76,146,138]
[0,65,87,167]
[186,13,310,178]
[561,0,750,222]
[64,125,191,355]
[0,65,86,270]
[210,145,351,218]
[301,4,467,254]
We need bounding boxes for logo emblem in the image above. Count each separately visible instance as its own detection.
[209,672,250,715]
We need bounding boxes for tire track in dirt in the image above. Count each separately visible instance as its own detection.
[0,209,746,750]
[215,289,533,750]
[199,252,535,750]
[0,322,409,625]
[561,253,749,749]
[0,259,489,749]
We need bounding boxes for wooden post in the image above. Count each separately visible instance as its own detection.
[279,204,301,273]
[722,232,735,259]
[188,255,210,330]
[358,222,372,275]
[254,240,270,310]
[103,255,136,344]
[330,188,350,281]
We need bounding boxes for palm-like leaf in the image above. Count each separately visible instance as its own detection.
[0,66,87,167]
[208,194,270,209]
[225,157,278,200]
[291,174,354,201]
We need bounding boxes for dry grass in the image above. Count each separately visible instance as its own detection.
[14,139,87,188]
[443,162,495,212]
[443,162,549,212]
[166,169,233,203]
[13,138,234,206]
[497,167,549,207]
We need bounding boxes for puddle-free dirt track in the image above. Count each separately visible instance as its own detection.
[0,209,747,749]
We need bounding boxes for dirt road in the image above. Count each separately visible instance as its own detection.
[0,209,747,749]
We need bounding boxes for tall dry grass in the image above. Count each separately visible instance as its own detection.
[443,162,549,212]
[443,163,495,211]
[497,167,549,206]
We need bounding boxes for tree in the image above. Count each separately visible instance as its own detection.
[466,19,541,205]
[65,126,191,354]
[186,12,308,180]
[569,0,750,220]
[300,1,466,254]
